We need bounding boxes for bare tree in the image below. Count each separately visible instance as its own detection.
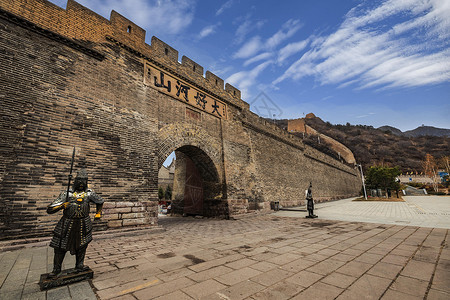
[423,154,439,192]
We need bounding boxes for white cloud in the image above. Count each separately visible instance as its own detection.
[198,23,220,39]
[274,0,450,90]
[277,39,309,64]
[233,36,263,59]
[76,0,196,35]
[266,19,303,49]
[234,18,266,45]
[216,0,234,16]
[244,52,272,66]
[234,19,301,59]
[226,61,273,98]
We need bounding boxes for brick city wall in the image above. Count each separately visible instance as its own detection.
[0,0,361,240]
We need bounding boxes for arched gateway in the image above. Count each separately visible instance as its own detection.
[0,0,361,239]
[158,124,227,217]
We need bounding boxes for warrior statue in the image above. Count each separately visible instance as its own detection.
[305,182,318,218]
[47,169,104,277]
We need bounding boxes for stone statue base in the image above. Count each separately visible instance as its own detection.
[39,267,93,291]
[305,215,318,218]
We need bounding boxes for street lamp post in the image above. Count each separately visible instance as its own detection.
[357,164,368,200]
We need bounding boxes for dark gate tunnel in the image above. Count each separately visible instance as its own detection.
[159,145,228,221]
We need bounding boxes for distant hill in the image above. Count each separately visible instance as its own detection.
[404,126,450,137]
[378,125,450,137]
[274,116,449,172]
[378,126,403,136]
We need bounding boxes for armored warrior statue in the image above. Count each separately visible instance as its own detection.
[305,182,318,218]
[47,169,104,277]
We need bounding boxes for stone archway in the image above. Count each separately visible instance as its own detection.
[158,123,228,217]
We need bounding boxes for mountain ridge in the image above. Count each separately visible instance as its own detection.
[377,125,450,137]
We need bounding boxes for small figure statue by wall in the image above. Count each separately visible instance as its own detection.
[305,182,318,218]
[40,155,104,290]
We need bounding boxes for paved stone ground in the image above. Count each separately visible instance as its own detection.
[278,196,450,229]
[0,196,449,299]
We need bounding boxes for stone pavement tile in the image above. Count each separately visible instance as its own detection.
[335,261,373,277]
[285,270,323,287]
[210,280,265,300]
[249,261,279,272]
[94,265,118,274]
[225,258,258,270]
[157,258,194,273]
[300,253,329,262]
[110,294,141,300]
[367,262,403,279]
[154,290,193,300]
[188,266,233,283]
[290,241,310,249]
[215,267,262,286]
[0,252,17,286]
[336,274,391,300]
[250,251,279,262]
[93,267,132,282]
[381,254,410,266]
[29,249,48,271]
[157,266,195,282]
[381,289,422,300]
[0,290,22,300]
[250,268,294,287]
[396,244,420,253]
[440,248,450,260]
[430,268,450,293]
[0,268,27,293]
[69,281,97,300]
[182,279,227,299]
[367,247,390,256]
[188,254,245,272]
[96,277,161,299]
[332,253,355,263]
[25,269,42,285]
[47,285,71,300]
[295,246,321,255]
[115,258,150,269]
[267,253,302,265]
[341,248,364,257]
[413,246,441,263]
[320,272,357,289]
[389,275,429,297]
[316,248,340,257]
[270,246,298,254]
[93,269,152,290]
[401,259,435,281]
[436,258,450,271]
[22,290,46,300]
[354,252,384,264]
[305,258,346,275]
[427,289,450,300]
[241,246,270,257]
[133,277,195,300]
[279,258,316,273]
[351,242,375,251]
[250,280,304,300]
[291,282,343,300]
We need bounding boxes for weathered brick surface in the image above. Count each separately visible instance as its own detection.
[0,0,360,239]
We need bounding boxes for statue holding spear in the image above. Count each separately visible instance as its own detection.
[46,147,104,278]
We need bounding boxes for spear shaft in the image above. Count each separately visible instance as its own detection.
[65,147,76,203]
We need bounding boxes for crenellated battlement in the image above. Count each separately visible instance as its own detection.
[0,0,246,109]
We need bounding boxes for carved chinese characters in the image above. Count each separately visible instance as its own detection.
[144,62,227,119]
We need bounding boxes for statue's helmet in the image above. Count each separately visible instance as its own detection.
[73,169,88,191]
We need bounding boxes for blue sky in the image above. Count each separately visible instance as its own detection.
[49,0,449,131]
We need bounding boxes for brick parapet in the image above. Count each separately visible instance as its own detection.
[0,0,247,110]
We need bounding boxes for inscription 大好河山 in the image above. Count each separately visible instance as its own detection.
[144,62,227,119]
